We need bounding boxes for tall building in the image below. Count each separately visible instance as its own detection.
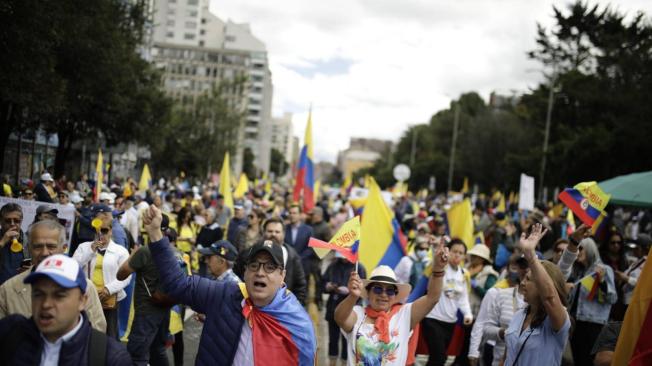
[270,113,294,164]
[149,0,273,174]
[337,138,392,177]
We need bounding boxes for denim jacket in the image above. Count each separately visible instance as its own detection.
[558,249,617,324]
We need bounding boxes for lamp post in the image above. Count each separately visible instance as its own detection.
[538,74,557,202]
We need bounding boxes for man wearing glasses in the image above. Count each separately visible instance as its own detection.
[0,203,29,284]
[142,205,316,365]
[73,204,131,338]
[0,219,106,331]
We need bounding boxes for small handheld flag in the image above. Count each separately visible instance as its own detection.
[308,216,361,262]
[559,181,610,227]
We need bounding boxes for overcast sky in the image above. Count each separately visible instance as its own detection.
[210,0,652,164]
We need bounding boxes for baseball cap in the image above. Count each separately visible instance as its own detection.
[247,240,284,268]
[40,173,54,182]
[24,254,87,293]
[70,192,83,204]
[36,205,59,216]
[91,203,113,215]
[234,201,244,210]
[198,240,238,261]
[99,192,114,203]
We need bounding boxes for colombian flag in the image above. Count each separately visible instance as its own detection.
[613,247,652,365]
[358,177,407,272]
[309,216,361,261]
[293,110,315,213]
[558,181,610,227]
[240,284,316,365]
[446,309,466,356]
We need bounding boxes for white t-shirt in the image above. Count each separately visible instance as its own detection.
[342,303,413,366]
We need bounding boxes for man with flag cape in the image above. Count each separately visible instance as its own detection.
[142,205,316,365]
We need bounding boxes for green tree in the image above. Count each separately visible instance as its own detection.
[269,148,288,177]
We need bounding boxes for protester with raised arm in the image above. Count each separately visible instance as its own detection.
[143,205,316,365]
[335,235,449,365]
[503,223,571,366]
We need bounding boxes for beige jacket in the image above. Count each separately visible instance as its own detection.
[0,268,107,332]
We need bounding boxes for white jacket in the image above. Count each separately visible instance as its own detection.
[73,240,132,301]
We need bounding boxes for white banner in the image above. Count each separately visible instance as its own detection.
[0,197,76,246]
[518,173,535,211]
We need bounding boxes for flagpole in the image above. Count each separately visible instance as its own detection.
[355,260,358,273]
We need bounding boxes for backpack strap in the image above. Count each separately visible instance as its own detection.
[89,328,107,365]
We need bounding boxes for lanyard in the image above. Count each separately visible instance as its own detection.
[511,327,535,366]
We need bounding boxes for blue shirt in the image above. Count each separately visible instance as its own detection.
[504,308,570,366]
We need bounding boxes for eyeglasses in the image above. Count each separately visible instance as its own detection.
[246,261,280,274]
[370,285,398,297]
[3,218,22,225]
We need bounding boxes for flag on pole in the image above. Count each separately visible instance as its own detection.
[341,174,353,195]
[558,181,611,227]
[313,179,321,204]
[308,216,361,261]
[446,310,466,356]
[234,173,249,199]
[138,164,152,193]
[358,177,407,271]
[447,198,474,250]
[219,152,234,212]
[613,247,652,366]
[94,149,103,202]
[495,193,506,213]
[293,109,315,213]
[461,177,469,194]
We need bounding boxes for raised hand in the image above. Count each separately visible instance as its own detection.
[347,271,363,298]
[143,205,163,242]
[431,235,449,272]
[519,223,548,256]
[570,224,591,244]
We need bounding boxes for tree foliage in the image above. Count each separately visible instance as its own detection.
[269,148,288,177]
[365,1,652,193]
[0,0,171,176]
[149,80,245,178]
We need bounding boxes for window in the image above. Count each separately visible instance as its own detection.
[200,29,205,35]
[225,35,236,42]
[187,10,198,17]
[185,21,197,29]
[187,0,198,4]
[201,18,206,24]
[166,31,174,38]
[199,40,204,47]
[167,20,175,27]
[167,8,176,15]
[184,33,195,40]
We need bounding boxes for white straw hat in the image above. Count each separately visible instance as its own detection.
[362,265,412,303]
[468,244,492,263]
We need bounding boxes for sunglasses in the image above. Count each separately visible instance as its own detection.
[4,218,22,225]
[99,228,112,235]
[370,285,398,297]
[246,261,280,274]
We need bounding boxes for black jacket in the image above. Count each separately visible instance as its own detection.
[0,312,131,366]
[233,242,307,304]
[34,183,53,203]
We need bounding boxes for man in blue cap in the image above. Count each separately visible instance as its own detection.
[0,254,131,365]
[198,240,240,283]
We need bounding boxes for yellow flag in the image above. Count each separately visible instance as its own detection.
[123,182,133,198]
[496,193,506,212]
[219,152,234,211]
[447,198,474,250]
[341,174,352,195]
[138,164,152,193]
[95,149,103,202]
[314,180,321,203]
[234,173,249,199]
[462,177,469,193]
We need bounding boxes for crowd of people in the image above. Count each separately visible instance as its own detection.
[0,171,650,365]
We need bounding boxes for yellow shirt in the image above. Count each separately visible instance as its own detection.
[177,225,196,253]
[92,253,105,290]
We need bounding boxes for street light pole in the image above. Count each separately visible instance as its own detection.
[447,103,460,193]
[538,75,556,202]
[410,125,417,167]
